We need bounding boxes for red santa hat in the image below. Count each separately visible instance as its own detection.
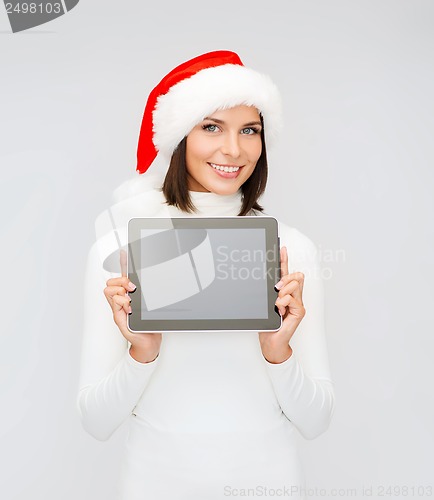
[136,50,283,175]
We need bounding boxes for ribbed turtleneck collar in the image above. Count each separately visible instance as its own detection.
[110,173,245,218]
[186,189,243,216]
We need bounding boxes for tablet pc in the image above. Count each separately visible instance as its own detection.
[127,216,281,332]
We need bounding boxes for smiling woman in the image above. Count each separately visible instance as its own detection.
[163,106,269,216]
[77,50,335,500]
[185,106,263,194]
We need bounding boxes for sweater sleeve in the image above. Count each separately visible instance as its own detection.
[76,242,160,441]
[262,225,335,440]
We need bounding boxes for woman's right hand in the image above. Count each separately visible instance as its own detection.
[103,250,162,363]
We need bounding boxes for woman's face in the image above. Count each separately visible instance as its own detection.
[185,105,263,194]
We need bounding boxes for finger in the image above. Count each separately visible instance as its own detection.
[280,246,289,277]
[120,249,127,277]
[275,293,293,317]
[297,272,305,295]
[104,285,129,301]
[275,271,304,291]
[276,294,305,318]
[278,279,302,302]
[112,293,131,314]
[106,276,136,291]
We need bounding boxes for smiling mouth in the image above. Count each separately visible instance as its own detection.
[208,163,243,173]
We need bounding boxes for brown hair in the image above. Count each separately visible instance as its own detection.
[160,118,268,216]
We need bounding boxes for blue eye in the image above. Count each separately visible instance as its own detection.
[202,124,219,132]
[241,127,259,135]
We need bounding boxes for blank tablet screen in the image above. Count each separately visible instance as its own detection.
[127,217,281,332]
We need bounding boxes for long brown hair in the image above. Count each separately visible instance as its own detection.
[161,117,268,216]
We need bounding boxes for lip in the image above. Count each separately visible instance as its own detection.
[208,162,243,179]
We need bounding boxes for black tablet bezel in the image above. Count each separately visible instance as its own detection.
[127,216,281,332]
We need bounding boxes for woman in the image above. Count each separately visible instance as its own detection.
[77,50,335,500]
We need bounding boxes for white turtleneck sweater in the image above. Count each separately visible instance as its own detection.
[77,180,335,500]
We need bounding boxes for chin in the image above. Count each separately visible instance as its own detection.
[209,184,241,196]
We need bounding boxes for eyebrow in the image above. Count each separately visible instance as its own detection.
[203,117,262,127]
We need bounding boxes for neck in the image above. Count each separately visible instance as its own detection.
[186,188,243,216]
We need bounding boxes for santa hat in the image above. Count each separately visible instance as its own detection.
[136,50,283,175]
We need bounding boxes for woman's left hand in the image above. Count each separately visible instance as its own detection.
[258,246,306,364]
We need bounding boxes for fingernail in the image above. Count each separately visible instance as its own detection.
[128,282,136,291]
[275,280,283,290]
[128,305,132,314]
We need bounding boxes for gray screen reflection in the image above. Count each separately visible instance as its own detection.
[138,228,267,320]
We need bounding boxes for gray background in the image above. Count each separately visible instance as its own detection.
[1,1,433,499]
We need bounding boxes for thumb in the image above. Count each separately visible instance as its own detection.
[120,249,127,277]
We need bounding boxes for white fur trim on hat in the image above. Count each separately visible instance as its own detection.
[152,64,283,159]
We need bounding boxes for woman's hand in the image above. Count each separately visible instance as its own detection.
[258,246,306,364]
[103,249,162,363]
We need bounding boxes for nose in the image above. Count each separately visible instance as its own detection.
[220,131,241,159]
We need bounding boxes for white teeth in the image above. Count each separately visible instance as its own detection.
[210,163,240,173]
